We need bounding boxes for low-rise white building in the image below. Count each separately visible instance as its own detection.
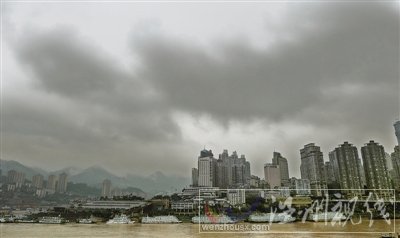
[227,189,246,206]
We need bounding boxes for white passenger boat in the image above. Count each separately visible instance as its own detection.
[17,220,36,223]
[106,214,134,224]
[39,216,65,224]
[142,215,181,224]
[78,218,94,224]
[191,215,235,224]
[248,213,296,223]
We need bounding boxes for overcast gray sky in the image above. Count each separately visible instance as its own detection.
[2,1,399,178]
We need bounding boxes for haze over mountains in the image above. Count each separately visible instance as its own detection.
[1,160,190,196]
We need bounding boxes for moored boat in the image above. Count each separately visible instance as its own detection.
[17,220,36,223]
[0,216,15,223]
[78,218,94,224]
[39,216,65,224]
[248,213,296,223]
[191,215,235,224]
[106,214,134,224]
[142,215,181,224]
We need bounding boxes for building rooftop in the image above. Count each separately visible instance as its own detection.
[82,200,147,210]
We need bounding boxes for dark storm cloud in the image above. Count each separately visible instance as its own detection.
[128,2,398,173]
[133,2,398,124]
[5,2,399,176]
[17,29,118,97]
[17,28,149,108]
[13,28,181,143]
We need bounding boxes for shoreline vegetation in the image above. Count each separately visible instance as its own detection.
[0,213,396,224]
[0,219,395,224]
[1,193,396,227]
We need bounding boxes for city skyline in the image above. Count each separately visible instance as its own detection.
[1,134,398,180]
[3,132,399,196]
[3,2,399,179]
[187,130,399,200]
[3,132,399,186]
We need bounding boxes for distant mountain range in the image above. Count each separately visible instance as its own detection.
[0,160,190,196]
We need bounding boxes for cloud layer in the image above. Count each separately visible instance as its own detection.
[3,2,399,177]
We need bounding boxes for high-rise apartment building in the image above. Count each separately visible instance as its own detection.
[358,159,367,187]
[385,153,393,171]
[191,168,198,187]
[231,153,251,187]
[264,163,281,189]
[32,174,44,189]
[57,172,68,193]
[272,152,289,186]
[361,140,392,198]
[7,170,17,183]
[300,143,327,196]
[47,174,57,191]
[324,161,336,185]
[391,146,400,189]
[329,142,363,197]
[231,151,241,184]
[219,149,232,187]
[15,172,26,187]
[198,149,217,187]
[244,160,251,186]
[7,170,26,188]
[102,179,112,197]
[195,149,251,189]
[394,121,400,145]
[46,174,58,194]
[216,159,228,188]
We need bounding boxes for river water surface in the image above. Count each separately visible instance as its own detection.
[0,220,396,237]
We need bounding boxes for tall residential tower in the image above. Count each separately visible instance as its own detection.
[272,152,290,187]
[57,172,68,193]
[300,143,326,196]
[361,140,392,198]
[329,142,363,197]
[394,121,400,145]
[102,179,112,197]
[198,149,216,187]
[391,146,400,189]
[264,163,281,189]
